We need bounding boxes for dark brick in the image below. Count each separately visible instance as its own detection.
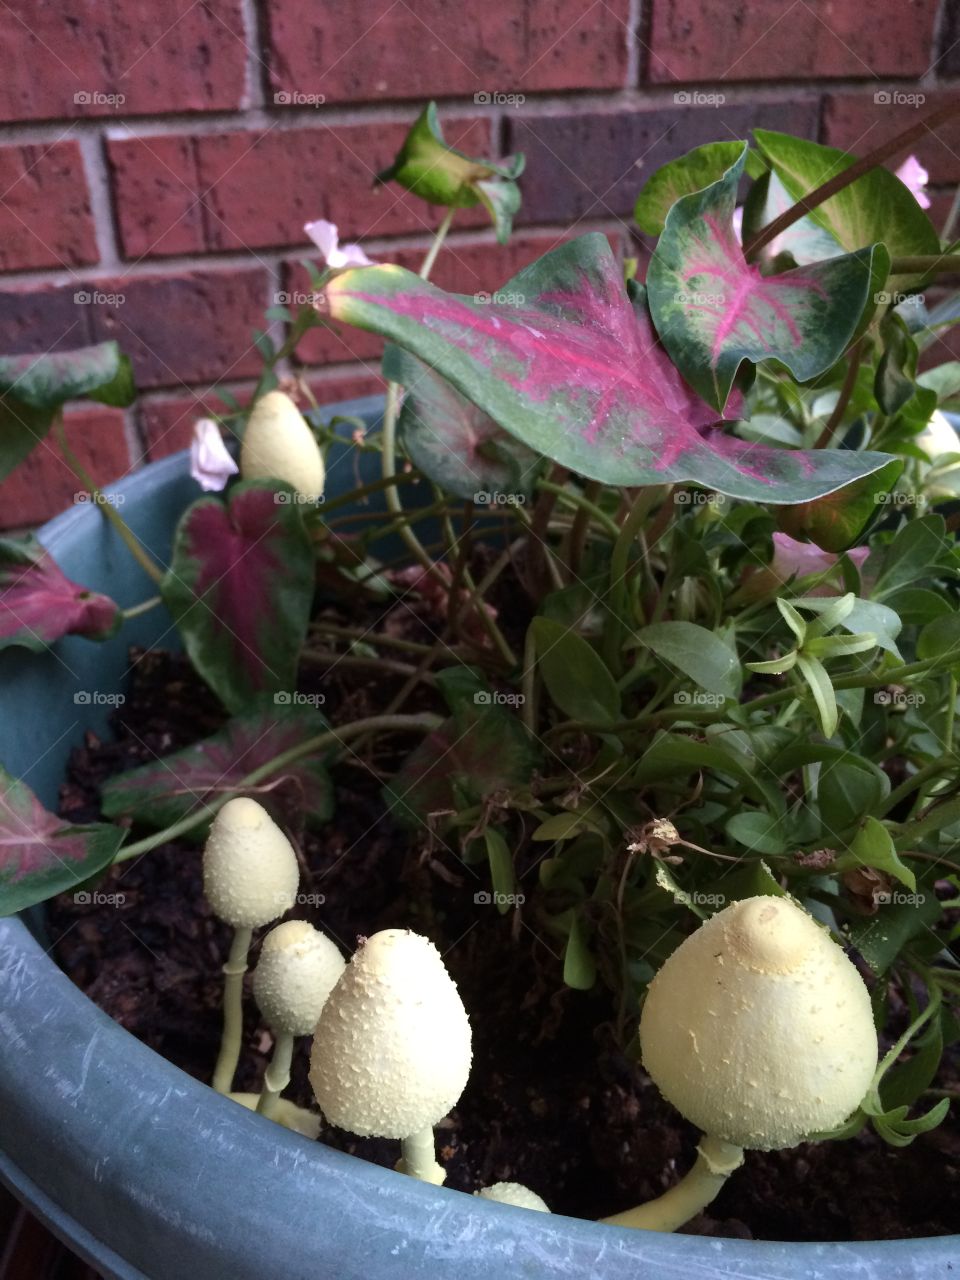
[0,141,97,270]
[823,92,960,186]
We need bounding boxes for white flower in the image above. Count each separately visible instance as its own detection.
[190,418,239,492]
[895,155,931,210]
[304,219,375,269]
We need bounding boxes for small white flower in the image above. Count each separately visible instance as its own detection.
[190,418,239,492]
[304,219,376,269]
[895,155,931,210]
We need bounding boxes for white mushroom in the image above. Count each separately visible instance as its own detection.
[240,390,325,501]
[202,797,300,1094]
[252,920,345,1121]
[309,928,472,1184]
[477,1182,550,1213]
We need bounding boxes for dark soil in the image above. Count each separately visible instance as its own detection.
[46,640,960,1243]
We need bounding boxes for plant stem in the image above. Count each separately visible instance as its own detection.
[115,713,440,863]
[397,1125,445,1185]
[212,926,252,1095]
[881,755,958,816]
[600,1134,744,1232]
[315,470,423,517]
[888,255,960,276]
[256,1030,295,1120]
[814,338,864,449]
[121,595,162,621]
[603,491,656,673]
[744,100,960,261]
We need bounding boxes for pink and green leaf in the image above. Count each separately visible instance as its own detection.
[0,535,120,651]
[160,481,316,714]
[0,765,125,916]
[101,700,333,836]
[647,144,885,412]
[327,233,895,504]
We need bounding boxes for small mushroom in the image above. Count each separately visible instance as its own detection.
[477,1183,550,1213]
[252,920,345,1121]
[240,390,325,501]
[202,797,300,1094]
[309,928,472,1185]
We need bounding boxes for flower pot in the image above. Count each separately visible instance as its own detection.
[0,396,955,1279]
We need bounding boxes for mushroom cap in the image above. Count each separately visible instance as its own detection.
[253,920,346,1036]
[639,895,877,1151]
[477,1182,550,1213]
[240,390,325,500]
[202,797,299,929]
[309,928,472,1138]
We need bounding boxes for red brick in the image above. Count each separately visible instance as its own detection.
[266,0,629,104]
[0,406,130,530]
[823,93,960,186]
[288,231,626,365]
[0,1,246,122]
[140,388,252,461]
[108,118,493,260]
[0,141,97,271]
[0,269,269,390]
[646,0,938,83]
[306,371,386,404]
[940,4,960,76]
[509,100,819,224]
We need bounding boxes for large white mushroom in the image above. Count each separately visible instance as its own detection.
[309,928,472,1184]
[604,895,877,1232]
[252,920,345,1120]
[202,797,300,1094]
[240,390,325,501]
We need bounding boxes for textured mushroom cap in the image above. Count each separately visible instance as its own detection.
[640,895,877,1151]
[202,797,299,929]
[309,929,472,1138]
[477,1182,550,1212]
[253,920,345,1035]
[240,390,325,499]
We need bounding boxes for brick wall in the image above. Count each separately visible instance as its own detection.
[0,0,956,526]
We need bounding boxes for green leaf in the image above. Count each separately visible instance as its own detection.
[647,143,882,412]
[796,652,838,737]
[483,828,517,913]
[0,765,124,916]
[847,886,941,974]
[881,1007,944,1110]
[918,612,960,664]
[531,616,620,723]
[875,312,920,416]
[842,817,916,890]
[871,515,957,598]
[563,911,597,989]
[634,732,782,812]
[636,620,741,697]
[725,809,787,855]
[634,142,747,236]
[752,130,941,286]
[776,460,902,552]
[819,764,889,837]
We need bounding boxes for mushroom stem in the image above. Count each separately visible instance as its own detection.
[397,1126,446,1186]
[212,926,253,1095]
[600,1134,744,1233]
[256,1031,295,1120]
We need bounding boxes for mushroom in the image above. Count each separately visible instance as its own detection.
[240,390,325,501]
[603,895,877,1232]
[202,797,300,1094]
[477,1183,550,1213]
[309,929,472,1185]
[252,920,345,1121]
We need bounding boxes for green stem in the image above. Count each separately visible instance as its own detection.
[603,491,655,674]
[397,1125,445,1185]
[121,595,162,621]
[881,754,958,816]
[315,470,423,517]
[212,926,252,1095]
[600,1134,744,1232]
[814,338,864,450]
[537,477,620,541]
[888,255,960,276]
[256,1030,295,1120]
[115,713,440,863]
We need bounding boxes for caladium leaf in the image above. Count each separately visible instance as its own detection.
[384,344,541,501]
[635,141,747,236]
[161,481,316,714]
[101,700,333,836]
[0,341,135,482]
[647,144,883,412]
[776,459,902,551]
[327,233,896,503]
[0,535,120,651]
[0,765,124,916]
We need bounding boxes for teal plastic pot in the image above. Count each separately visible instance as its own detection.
[0,397,955,1279]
